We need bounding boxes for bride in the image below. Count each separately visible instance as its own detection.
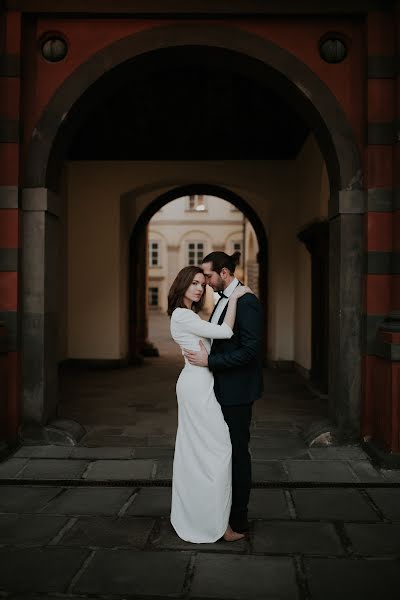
[168,265,253,543]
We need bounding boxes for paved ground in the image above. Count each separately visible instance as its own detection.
[1,313,400,598]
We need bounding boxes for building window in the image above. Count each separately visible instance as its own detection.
[186,241,205,266]
[231,241,242,263]
[149,287,159,307]
[149,241,160,267]
[187,194,206,211]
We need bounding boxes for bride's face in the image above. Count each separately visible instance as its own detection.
[184,273,206,305]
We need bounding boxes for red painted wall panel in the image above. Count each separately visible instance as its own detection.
[367,212,393,252]
[0,210,19,248]
[0,144,19,186]
[365,274,391,314]
[0,272,18,311]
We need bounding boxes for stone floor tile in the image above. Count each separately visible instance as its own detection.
[348,460,383,482]
[250,448,310,460]
[252,521,344,555]
[0,547,88,592]
[70,447,134,459]
[73,549,189,595]
[58,516,154,548]
[154,459,173,479]
[84,459,154,480]
[133,446,175,459]
[12,446,73,459]
[345,523,400,555]
[250,433,306,450]
[0,459,29,478]
[0,486,62,513]
[381,469,400,483]
[252,461,288,482]
[147,435,176,447]
[16,460,89,480]
[42,487,133,515]
[366,488,400,520]
[127,487,171,516]
[152,520,247,552]
[285,460,357,482]
[308,446,369,460]
[291,489,379,521]
[0,514,68,545]
[191,553,299,599]
[305,558,400,600]
[248,489,290,519]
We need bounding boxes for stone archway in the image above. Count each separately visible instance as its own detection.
[126,184,269,364]
[22,23,363,438]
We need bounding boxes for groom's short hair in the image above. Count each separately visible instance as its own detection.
[202,251,241,276]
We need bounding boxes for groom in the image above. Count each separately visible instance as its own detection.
[184,251,263,533]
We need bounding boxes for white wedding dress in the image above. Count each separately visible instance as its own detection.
[170,307,234,543]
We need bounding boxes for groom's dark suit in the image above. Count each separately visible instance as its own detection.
[208,288,263,531]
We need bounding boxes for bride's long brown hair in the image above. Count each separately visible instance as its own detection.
[167,266,206,316]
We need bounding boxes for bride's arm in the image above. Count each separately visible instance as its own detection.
[223,285,252,330]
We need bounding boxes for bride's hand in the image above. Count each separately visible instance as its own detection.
[230,285,254,300]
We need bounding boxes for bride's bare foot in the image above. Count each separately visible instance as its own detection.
[223,525,245,542]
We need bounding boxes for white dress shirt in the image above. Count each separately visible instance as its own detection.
[210,277,240,324]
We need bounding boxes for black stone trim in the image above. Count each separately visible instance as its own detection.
[368,122,397,145]
[4,0,388,15]
[0,186,18,208]
[363,440,400,469]
[368,188,393,212]
[0,311,18,352]
[365,252,392,274]
[0,248,18,271]
[362,314,386,354]
[0,55,20,78]
[367,55,397,79]
[394,188,400,211]
[393,253,400,274]
[373,339,400,361]
[0,119,19,144]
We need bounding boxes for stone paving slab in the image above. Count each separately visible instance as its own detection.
[291,489,379,521]
[84,459,154,480]
[42,487,134,516]
[381,469,400,483]
[127,488,172,516]
[0,547,89,593]
[191,553,299,599]
[305,557,400,600]
[16,460,89,480]
[0,486,62,513]
[0,459,29,478]
[345,523,400,555]
[133,446,175,459]
[152,520,248,552]
[366,488,400,520]
[252,521,344,555]
[73,549,190,596]
[251,461,288,482]
[308,446,369,460]
[13,446,73,459]
[154,459,173,479]
[58,516,155,548]
[0,514,68,545]
[248,489,291,519]
[250,448,310,460]
[250,433,306,450]
[70,447,134,459]
[348,460,382,482]
[285,460,358,482]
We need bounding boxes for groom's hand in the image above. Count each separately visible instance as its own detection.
[183,340,209,367]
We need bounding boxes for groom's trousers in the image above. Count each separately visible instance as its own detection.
[221,404,252,527]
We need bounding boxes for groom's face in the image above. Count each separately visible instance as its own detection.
[202,261,225,292]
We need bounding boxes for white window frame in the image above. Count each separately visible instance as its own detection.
[149,240,161,267]
[186,194,207,212]
[186,241,205,266]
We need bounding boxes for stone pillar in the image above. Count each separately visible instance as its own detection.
[21,188,60,424]
[329,191,364,440]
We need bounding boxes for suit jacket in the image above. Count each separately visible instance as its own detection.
[208,291,264,406]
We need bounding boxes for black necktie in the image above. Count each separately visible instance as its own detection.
[218,291,228,298]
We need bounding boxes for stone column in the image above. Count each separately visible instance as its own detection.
[329,190,364,440]
[22,188,60,424]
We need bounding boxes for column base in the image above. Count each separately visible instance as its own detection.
[362,439,400,469]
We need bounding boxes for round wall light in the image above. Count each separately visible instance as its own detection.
[319,36,347,64]
[41,36,68,62]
